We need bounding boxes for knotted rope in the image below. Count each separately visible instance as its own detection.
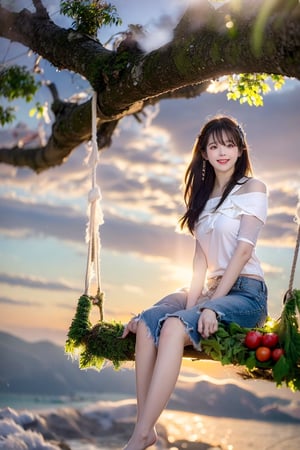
[84,92,104,320]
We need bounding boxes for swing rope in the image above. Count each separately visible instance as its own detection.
[84,92,104,320]
[284,218,300,304]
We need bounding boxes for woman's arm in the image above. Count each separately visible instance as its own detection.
[198,240,253,338]
[186,240,207,309]
[210,240,253,300]
[199,178,267,338]
[209,178,267,300]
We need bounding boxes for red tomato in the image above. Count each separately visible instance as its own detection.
[244,331,262,349]
[272,348,284,361]
[261,332,279,348]
[256,346,271,362]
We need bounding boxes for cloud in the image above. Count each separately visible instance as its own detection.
[0,172,298,273]
[0,296,37,306]
[123,284,144,295]
[0,145,91,200]
[0,272,77,292]
[268,188,299,213]
[0,193,193,266]
[261,262,284,278]
[153,82,300,181]
[0,195,85,242]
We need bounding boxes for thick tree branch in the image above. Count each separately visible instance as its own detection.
[0,0,299,171]
[0,92,142,172]
[0,4,111,85]
[1,2,299,109]
[32,0,49,18]
[98,5,300,115]
[0,82,208,172]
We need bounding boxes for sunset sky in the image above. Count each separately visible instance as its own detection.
[0,0,299,347]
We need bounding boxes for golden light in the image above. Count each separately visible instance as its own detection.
[225,14,234,29]
[264,317,277,330]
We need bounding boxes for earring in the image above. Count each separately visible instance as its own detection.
[201,160,206,181]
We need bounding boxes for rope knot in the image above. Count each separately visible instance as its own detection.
[88,186,101,203]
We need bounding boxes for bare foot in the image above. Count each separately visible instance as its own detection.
[123,427,157,450]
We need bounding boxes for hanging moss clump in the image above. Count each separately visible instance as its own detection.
[65,295,135,370]
[65,295,92,352]
[80,321,136,370]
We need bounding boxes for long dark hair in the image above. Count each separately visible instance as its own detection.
[179,116,253,234]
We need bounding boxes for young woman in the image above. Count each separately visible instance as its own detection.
[122,115,268,450]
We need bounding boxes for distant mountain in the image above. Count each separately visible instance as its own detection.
[0,330,299,423]
[0,330,136,396]
[171,380,300,423]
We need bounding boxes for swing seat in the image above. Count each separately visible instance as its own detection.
[65,289,300,392]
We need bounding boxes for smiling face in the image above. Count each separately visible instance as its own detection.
[204,130,241,177]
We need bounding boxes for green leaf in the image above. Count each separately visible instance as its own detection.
[0,65,40,125]
[215,327,229,338]
[272,355,291,384]
[0,66,39,101]
[60,0,122,36]
[245,353,257,370]
[226,73,285,107]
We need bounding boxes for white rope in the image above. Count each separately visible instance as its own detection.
[84,92,104,297]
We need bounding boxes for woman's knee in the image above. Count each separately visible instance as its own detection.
[160,317,185,340]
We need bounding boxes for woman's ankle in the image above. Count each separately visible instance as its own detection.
[123,426,157,450]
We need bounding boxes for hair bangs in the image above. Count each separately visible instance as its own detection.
[209,123,239,147]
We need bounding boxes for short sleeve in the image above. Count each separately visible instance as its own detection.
[238,214,264,246]
[231,192,268,224]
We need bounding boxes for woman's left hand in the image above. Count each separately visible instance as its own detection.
[121,316,139,338]
[198,308,218,339]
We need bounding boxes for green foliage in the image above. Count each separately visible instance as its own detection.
[275,289,300,390]
[0,65,40,125]
[202,322,250,366]
[80,321,135,370]
[65,295,135,370]
[60,0,122,36]
[0,65,38,101]
[227,73,285,106]
[202,289,300,391]
[0,105,15,127]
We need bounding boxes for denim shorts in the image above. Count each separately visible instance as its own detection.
[139,276,268,351]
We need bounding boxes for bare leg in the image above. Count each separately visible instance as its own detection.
[135,321,157,420]
[124,317,188,450]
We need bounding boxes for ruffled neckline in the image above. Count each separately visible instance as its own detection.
[195,184,267,234]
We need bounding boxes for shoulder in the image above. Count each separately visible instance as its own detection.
[242,178,267,194]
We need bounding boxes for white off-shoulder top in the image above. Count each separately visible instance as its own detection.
[194,180,268,280]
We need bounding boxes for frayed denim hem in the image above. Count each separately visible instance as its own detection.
[155,311,203,352]
[137,316,155,342]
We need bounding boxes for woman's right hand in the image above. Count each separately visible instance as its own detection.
[198,308,218,339]
[121,316,139,338]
